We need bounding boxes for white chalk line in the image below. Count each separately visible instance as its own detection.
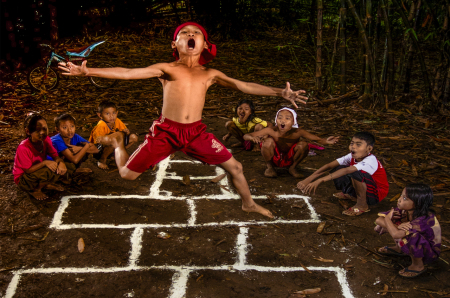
[6,156,353,298]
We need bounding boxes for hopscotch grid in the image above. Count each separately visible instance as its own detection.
[6,156,354,298]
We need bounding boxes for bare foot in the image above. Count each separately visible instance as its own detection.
[75,168,93,173]
[97,161,109,170]
[29,190,48,200]
[45,183,65,191]
[230,142,242,148]
[264,167,277,178]
[288,167,303,178]
[96,132,123,149]
[242,203,274,218]
[223,133,231,142]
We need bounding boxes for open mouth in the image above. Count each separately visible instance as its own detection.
[188,39,195,49]
[351,150,356,155]
[280,124,286,129]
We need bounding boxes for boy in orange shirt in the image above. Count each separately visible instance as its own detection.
[89,100,138,169]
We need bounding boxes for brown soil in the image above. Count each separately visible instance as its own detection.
[1,31,450,297]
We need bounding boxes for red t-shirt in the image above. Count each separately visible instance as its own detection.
[337,153,389,201]
[13,136,59,184]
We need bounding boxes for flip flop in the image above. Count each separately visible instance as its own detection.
[378,246,407,257]
[342,206,370,216]
[399,267,427,278]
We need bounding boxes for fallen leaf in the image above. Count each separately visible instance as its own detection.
[389,193,401,202]
[211,173,226,183]
[294,288,321,294]
[411,165,418,176]
[316,221,326,234]
[169,153,176,159]
[248,178,257,183]
[78,238,85,253]
[157,232,171,239]
[313,257,333,262]
[182,175,190,186]
[381,284,389,296]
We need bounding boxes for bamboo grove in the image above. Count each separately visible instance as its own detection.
[311,0,450,108]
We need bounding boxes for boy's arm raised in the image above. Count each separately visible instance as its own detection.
[213,71,308,108]
[58,61,165,80]
[296,129,340,145]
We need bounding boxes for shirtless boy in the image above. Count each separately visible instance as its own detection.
[59,22,307,218]
[244,107,339,178]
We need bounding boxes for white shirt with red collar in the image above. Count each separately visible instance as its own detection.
[336,153,389,201]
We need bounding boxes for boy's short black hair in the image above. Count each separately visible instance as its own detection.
[353,132,375,146]
[24,113,46,135]
[55,113,76,128]
[98,100,117,113]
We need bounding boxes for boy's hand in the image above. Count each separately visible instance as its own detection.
[281,82,308,108]
[56,162,67,175]
[248,135,262,144]
[44,160,58,172]
[397,222,412,231]
[58,61,89,76]
[297,179,311,191]
[68,145,83,155]
[303,179,322,195]
[122,128,130,135]
[325,136,340,145]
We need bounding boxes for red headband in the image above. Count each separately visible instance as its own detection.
[173,22,216,65]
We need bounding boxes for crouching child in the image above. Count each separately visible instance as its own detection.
[13,114,75,200]
[297,132,389,216]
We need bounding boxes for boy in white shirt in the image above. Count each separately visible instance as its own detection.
[297,132,389,216]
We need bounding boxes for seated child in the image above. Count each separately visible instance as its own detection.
[51,113,98,168]
[223,99,272,151]
[13,114,75,200]
[89,100,138,169]
[297,132,389,216]
[244,107,339,178]
[374,183,441,278]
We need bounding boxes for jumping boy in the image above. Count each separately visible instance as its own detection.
[51,113,99,167]
[89,100,138,169]
[244,107,339,178]
[297,132,389,216]
[59,22,308,218]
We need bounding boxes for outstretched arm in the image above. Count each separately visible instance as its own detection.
[214,71,308,108]
[297,130,340,145]
[58,61,165,80]
[243,127,275,143]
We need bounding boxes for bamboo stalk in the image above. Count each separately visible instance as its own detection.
[391,0,433,99]
[316,0,323,91]
[380,0,394,106]
[340,0,347,94]
[329,21,341,93]
[346,0,384,104]
[443,64,450,104]
[403,0,422,94]
[358,0,366,96]
[364,54,371,94]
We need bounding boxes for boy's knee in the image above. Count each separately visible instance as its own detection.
[129,134,138,143]
[229,161,243,175]
[295,141,308,152]
[119,167,140,180]
[262,138,275,149]
[225,121,234,129]
[254,124,264,131]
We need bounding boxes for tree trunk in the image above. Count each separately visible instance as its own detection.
[392,0,433,99]
[307,0,317,45]
[403,0,422,94]
[329,21,341,93]
[444,64,450,104]
[380,0,394,105]
[358,0,366,96]
[316,0,323,91]
[346,0,384,104]
[340,0,347,94]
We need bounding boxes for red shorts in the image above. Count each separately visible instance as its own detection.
[272,142,297,168]
[125,116,232,173]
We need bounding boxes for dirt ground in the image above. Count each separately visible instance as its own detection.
[1,30,450,297]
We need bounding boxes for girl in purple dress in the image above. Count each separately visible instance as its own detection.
[374,183,441,278]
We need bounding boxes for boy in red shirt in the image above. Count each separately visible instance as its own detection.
[297,132,389,216]
[59,22,308,218]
